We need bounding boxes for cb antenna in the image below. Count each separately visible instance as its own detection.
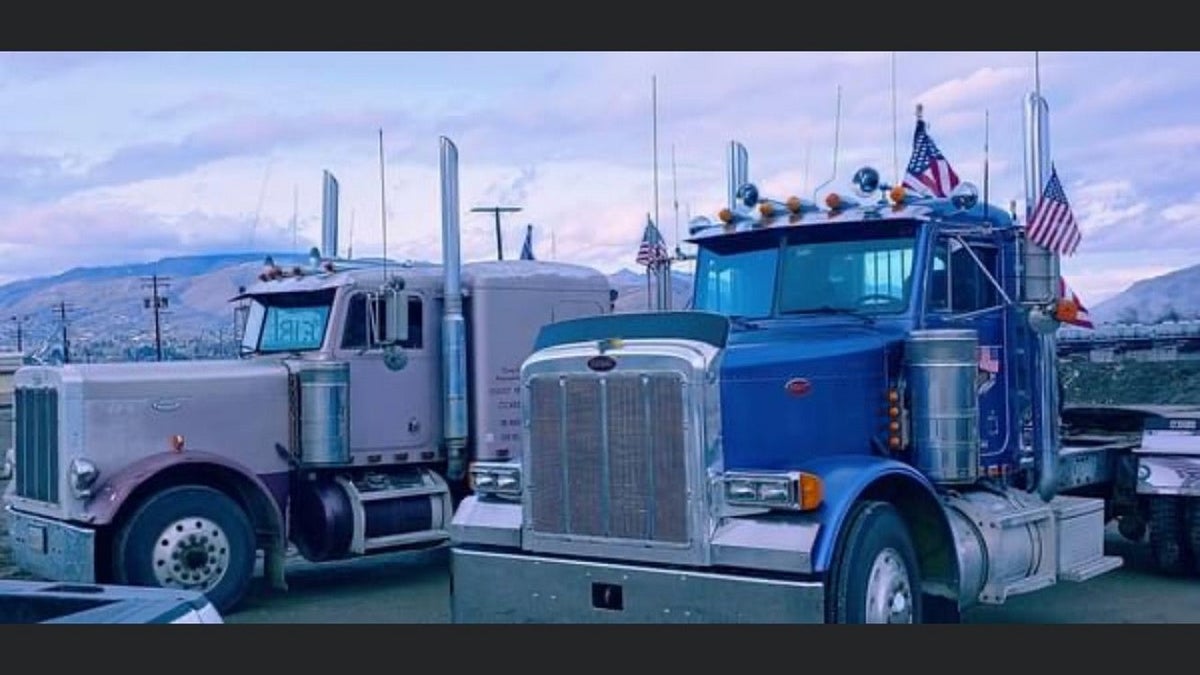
[803,143,811,197]
[811,85,842,202]
[671,143,680,255]
[378,128,389,281]
[249,155,273,250]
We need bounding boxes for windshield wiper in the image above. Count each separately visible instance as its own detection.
[781,306,876,324]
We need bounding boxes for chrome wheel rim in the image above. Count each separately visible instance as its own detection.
[151,516,230,591]
[864,547,914,624]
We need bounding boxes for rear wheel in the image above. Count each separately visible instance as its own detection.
[1148,496,1191,576]
[112,485,256,614]
[827,501,923,624]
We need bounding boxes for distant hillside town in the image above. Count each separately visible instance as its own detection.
[0,250,1195,365]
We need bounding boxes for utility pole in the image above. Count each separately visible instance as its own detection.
[54,301,74,364]
[141,274,171,362]
[471,206,522,260]
[9,314,28,353]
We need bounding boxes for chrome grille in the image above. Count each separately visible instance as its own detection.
[528,372,688,544]
[14,386,59,504]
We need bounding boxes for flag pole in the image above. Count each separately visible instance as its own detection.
[651,74,669,311]
[983,109,990,223]
[891,52,899,185]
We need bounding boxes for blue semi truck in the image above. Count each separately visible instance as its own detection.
[446,88,1195,623]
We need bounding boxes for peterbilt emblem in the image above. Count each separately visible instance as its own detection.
[785,378,812,397]
[151,398,183,413]
[587,355,617,372]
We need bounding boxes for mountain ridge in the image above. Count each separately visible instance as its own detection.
[0,250,1189,360]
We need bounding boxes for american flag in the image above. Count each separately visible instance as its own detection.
[977,346,1001,374]
[903,116,960,198]
[1027,166,1081,256]
[1058,276,1094,329]
[636,215,668,267]
[519,224,535,260]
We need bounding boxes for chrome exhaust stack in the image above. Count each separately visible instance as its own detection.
[439,136,469,481]
[727,141,749,211]
[321,170,339,259]
[1021,91,1060,502]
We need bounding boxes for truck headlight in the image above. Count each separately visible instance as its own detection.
[68,457,100,498]
[0,447,12,481]
[722,471,823,511]
[469,462,522,499]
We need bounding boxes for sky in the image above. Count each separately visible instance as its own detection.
[0,51,1197,305]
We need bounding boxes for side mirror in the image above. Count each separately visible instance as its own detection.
[367,287,413,346]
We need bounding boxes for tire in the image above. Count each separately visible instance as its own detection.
[1148,496,1191,576]
[112,485,256,614]
[827,501,923,624]
[1117,515,1147,543]
[1186,498,1200,576]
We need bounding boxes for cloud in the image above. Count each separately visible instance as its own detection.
[1133,125,1200,149]
[0,51,1199,311]
[0,198,300,289]
[910,67,1028,116]
[1163,193,1200,223]
[0,52,123,87]
[144,92,249,123]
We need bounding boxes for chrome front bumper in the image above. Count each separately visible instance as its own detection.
[450,546,825,624]
[5,505,96,584]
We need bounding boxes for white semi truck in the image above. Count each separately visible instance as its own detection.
[2,137,614,613]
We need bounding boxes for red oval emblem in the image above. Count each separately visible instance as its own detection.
[785,378,812,397]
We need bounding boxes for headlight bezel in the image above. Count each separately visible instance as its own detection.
[721,470,823,511]
[68,457,101,499]
[468,461,522,500]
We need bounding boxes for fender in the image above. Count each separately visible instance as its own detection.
[81,450,287,543]
[801,454,952,575]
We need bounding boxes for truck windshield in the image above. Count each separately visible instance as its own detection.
[692,246,779,319]
[240,288,337,354]
[778,236,917,315]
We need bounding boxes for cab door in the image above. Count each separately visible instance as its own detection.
[332,290,436,460]
[922,233,1014,469]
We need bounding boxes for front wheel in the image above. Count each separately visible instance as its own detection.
[827,500,923,624]
[112,485,257,614]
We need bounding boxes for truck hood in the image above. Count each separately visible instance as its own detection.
[719,321,906,471]
[14,358,294,483]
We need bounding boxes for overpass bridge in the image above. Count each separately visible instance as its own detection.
[1058,320,1200,362]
